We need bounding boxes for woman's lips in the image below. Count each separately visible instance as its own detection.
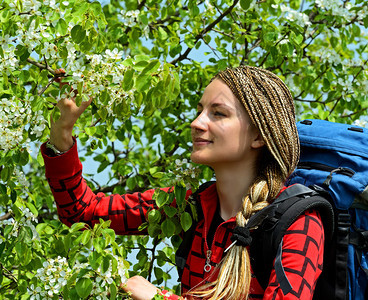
[193,137,213,146]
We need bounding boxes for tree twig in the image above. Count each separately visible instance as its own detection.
[147,236,160,282]
[0,212,12,221]
[170,0,240,65]
[26,58,55,75]
[38,78,56,96]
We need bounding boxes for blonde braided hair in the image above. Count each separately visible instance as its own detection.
[187,66,300,299]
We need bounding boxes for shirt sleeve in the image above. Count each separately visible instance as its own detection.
[263,210,325,300]
[41,139,169,235]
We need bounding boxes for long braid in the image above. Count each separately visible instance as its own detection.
[187,66,299,299]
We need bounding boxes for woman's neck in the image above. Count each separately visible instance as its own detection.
[214,163,256,221]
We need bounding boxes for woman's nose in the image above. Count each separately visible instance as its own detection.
[191,111,208,131]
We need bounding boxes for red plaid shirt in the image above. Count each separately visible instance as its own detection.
[41,140,324,299]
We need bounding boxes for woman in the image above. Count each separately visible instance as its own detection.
[42,66,324,299]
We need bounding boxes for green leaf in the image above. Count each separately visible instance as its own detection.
[126,176,136,190]
[89,251,102,270]
[148,223,161,237]
[180,212,192,232]
[80,40,92,52]
[123,68,134,91]
[19,150,29,166]
[158,27,168,40]
[70,223,86,232]
[71,25,86,44]
[85,126,96,136]
[1,166,13,182]
[81,230,91,245]
[323,78,330,92]
[90,1,102,16]
[0,184,6,195]
[102,255,110,274]
[76,278,93,299]
[154,267,164,283]
[56,19,68,35]
[109,282,117,300]
[93,237,105,252]
[135,74,151,91]
[293,34,303,45]
[364,15,368,28]
[26,201,38,217]
[164,206,177,218]
[155,190,169,208]
[72,1,89,17]
[174,185,186,208]
[10,189,17,203]
[152,171,165,179]
[161,219,175,237]
[141,59,160,76]
[148,209,162,224]
[64,233,72,252]
[240,0,252,10]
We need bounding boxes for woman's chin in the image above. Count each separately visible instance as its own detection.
[190,152,202,164]
[190,152,211,166]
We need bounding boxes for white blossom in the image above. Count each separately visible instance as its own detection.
[105,48,124,60]
[315,0,354,21]
[353,119,368,128]
[0,50,19,75]
[40,42,58,60]
[120,10,140,27]
[313,47,342,65]
[169,158,201,188]
[277,5,311,27]
[337,77,353,96]
[32,252,129,298]
[28,284,42,300]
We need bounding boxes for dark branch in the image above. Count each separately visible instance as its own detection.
[0,212,12,221]
[170,0,240,65]
[27,58,55,75]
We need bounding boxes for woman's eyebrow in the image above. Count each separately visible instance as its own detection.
[197,101,234,110]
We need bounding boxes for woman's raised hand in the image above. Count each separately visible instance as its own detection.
[121,276,159,300]
[49,68,92,152]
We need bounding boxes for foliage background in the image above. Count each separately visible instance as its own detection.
[0,0,367,299]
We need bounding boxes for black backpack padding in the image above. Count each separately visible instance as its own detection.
[249,184,334,295]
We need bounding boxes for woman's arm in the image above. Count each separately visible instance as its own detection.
[48,69,91,152]
[41,139,163,234]
[263,210,325,300]
[42,70,163,234]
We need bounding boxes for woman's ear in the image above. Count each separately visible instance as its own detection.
[251,131,265,149]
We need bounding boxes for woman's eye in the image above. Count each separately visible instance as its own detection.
[214,111,226,117]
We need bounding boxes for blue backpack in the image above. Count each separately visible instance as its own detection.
[175,119,368,299]
[288,119,368,300]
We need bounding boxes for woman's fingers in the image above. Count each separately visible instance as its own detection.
[121,276,158,300]
[54,68,68,88]
[53,67,92,116]
[54,68,65,75]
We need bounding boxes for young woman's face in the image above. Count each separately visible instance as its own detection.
[190,79,262,168]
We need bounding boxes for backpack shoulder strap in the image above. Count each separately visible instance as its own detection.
[250,184,334,294]
[175,181,215,280]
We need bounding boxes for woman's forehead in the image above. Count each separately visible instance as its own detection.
[200,79,238,106]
